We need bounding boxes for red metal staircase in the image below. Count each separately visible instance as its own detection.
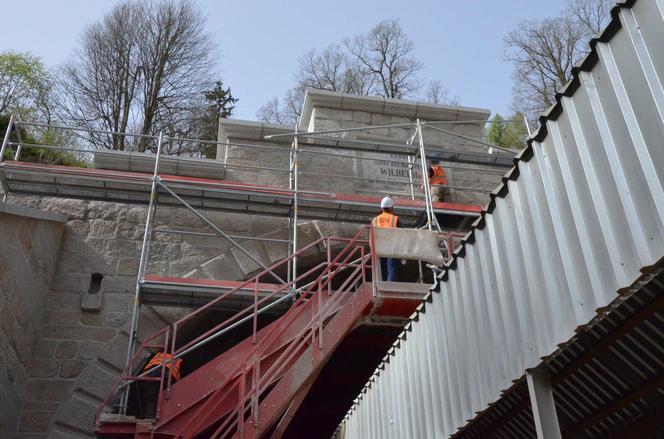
[95,227,428,438]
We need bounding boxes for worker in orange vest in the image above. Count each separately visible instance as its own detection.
[428,159,450,202]
[138,350,183,419]
[372,197,400,281]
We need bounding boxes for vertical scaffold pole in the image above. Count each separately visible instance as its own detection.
[291,125,299,285]
[13,123,24,161]
[0,114,14,201]
[120,132,163,413]
[287,139,295,283]
[523,114,533,137]
[0,114,13,163]
[407,155,416,201]
[416,119,433,231]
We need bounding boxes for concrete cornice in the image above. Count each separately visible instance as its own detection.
[218,119,294,143]
[300,88,491,128]
[0,202,68,223]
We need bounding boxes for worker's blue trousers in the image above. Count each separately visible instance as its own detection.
[380,258,400,282]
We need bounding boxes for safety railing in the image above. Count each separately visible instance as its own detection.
[94,226,371,423]
[180,232,370,437]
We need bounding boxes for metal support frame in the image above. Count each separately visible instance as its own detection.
[526,365,563,439]
[416,119,434,232]
[291,125,299,285]
[0,114,15,200]
[5,117,489,411]
[120,132,164,413]
[13,124,24,161]
[157,181,287,285]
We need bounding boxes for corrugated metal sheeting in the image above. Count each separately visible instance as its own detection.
[343,0,664,436]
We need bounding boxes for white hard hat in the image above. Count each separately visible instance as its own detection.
[380,197,394,209]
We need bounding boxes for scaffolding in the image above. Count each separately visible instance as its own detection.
[0,115,516,415]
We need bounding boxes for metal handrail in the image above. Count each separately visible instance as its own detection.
[176,237,370,436]
[94,230,371,423]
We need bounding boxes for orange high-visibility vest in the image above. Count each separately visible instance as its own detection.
[144,352,182,381]
[372,212,398,228]
[430,165,448,186]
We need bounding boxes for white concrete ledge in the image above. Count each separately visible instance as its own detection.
[300,88,491,128]
[218,119,294,143]
[0,202,69,223]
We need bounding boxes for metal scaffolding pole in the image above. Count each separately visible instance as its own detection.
[416,119,434,232]
[287,141,295,284]
[291,125,300,285]
[0,114,15,201]
[422,122,518,156]
[121,132,163,413]
[157,181,288,285]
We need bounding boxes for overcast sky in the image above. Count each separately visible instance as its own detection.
[1,0,569,121]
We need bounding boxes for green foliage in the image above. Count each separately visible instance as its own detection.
[200,81,238,158]
[485,113,505,146]
[0,114,87,167]
[484,112,529,150]
[0,51,51,118]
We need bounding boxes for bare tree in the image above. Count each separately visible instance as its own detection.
[567,0,613,36]
[57,0,219,154]
[258,44,374,125]
[295,45,372,95]
[345,19,423,99]
[258,19,431,124]
[424,79,459,106]
[504,0,611,118]
[57,2,142,150]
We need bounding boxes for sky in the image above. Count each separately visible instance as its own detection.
[1,0,569,121]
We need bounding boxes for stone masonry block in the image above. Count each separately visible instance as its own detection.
[41,325,90,341]
[262,241,289,265]
[125,207,147,224]
[80,293,103,312]
[105,312,129,329]
[230,241,271,277]
[80,311,106,326]
[352,111,372,123]
[24,380,74,402]
[39,198,87,220]
[53,396,96,435]
[173,209,203,228]
[48,293,81,310]
[198,254,244,281]
[98,335,128,371]
[29,359,58,378]
[55,341,79,359]
[116,222,143,240]
[90,327,116,342]
[33,340,57,358]
[65,220,90,236]
[89,219,117,239]
[47,310,81,325]
[52,275,89,294]
[18,411,55,433]
[79,341,103,361]
[77,365,117,400]
[102,276,134,294]
[21,401,61,412]
[87,201,125,220]
[58,360,86,379]
[116,258,139,276]
[102,294,130,313]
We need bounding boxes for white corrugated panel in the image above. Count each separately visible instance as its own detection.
[343,0,664,437]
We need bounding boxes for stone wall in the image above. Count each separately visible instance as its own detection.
[218,92,509,206]
[0,203,66,438]
[1,195,355,438]
[307,106,505,204]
